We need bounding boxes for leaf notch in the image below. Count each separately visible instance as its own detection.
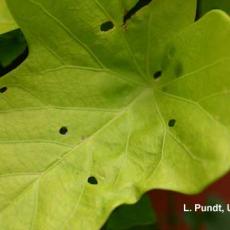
[0,46,28,78]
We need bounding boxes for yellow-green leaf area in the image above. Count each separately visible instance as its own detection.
[0,0,230,229]
[0,0,18,34]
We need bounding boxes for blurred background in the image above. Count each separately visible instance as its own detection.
[150,172,230,230]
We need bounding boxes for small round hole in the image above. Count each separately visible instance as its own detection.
[0,86,7,93]
[153,71,162,79]
[87,176,98,185]
[100,21,114,32]
[59,126,68,135]
[168,119,176,127]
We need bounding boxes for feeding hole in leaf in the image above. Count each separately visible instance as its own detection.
[88,176,98,185]
[168,119,176,127]
[153,70,162,79]
[59,126,68,135]
[123,0,152,24]
[100,21,114,32]
[0,86,7,93]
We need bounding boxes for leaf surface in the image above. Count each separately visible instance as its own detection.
[0,0,18,34]
[1,0,230,229]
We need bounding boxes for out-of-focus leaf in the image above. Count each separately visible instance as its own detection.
[104,194,155,230]
[197,0,230,19]
[205,198,230,230]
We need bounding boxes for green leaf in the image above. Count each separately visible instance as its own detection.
[104,194,155,230]
[0,0,18,34]
[197,0,230,18]
[0,0,230,229]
